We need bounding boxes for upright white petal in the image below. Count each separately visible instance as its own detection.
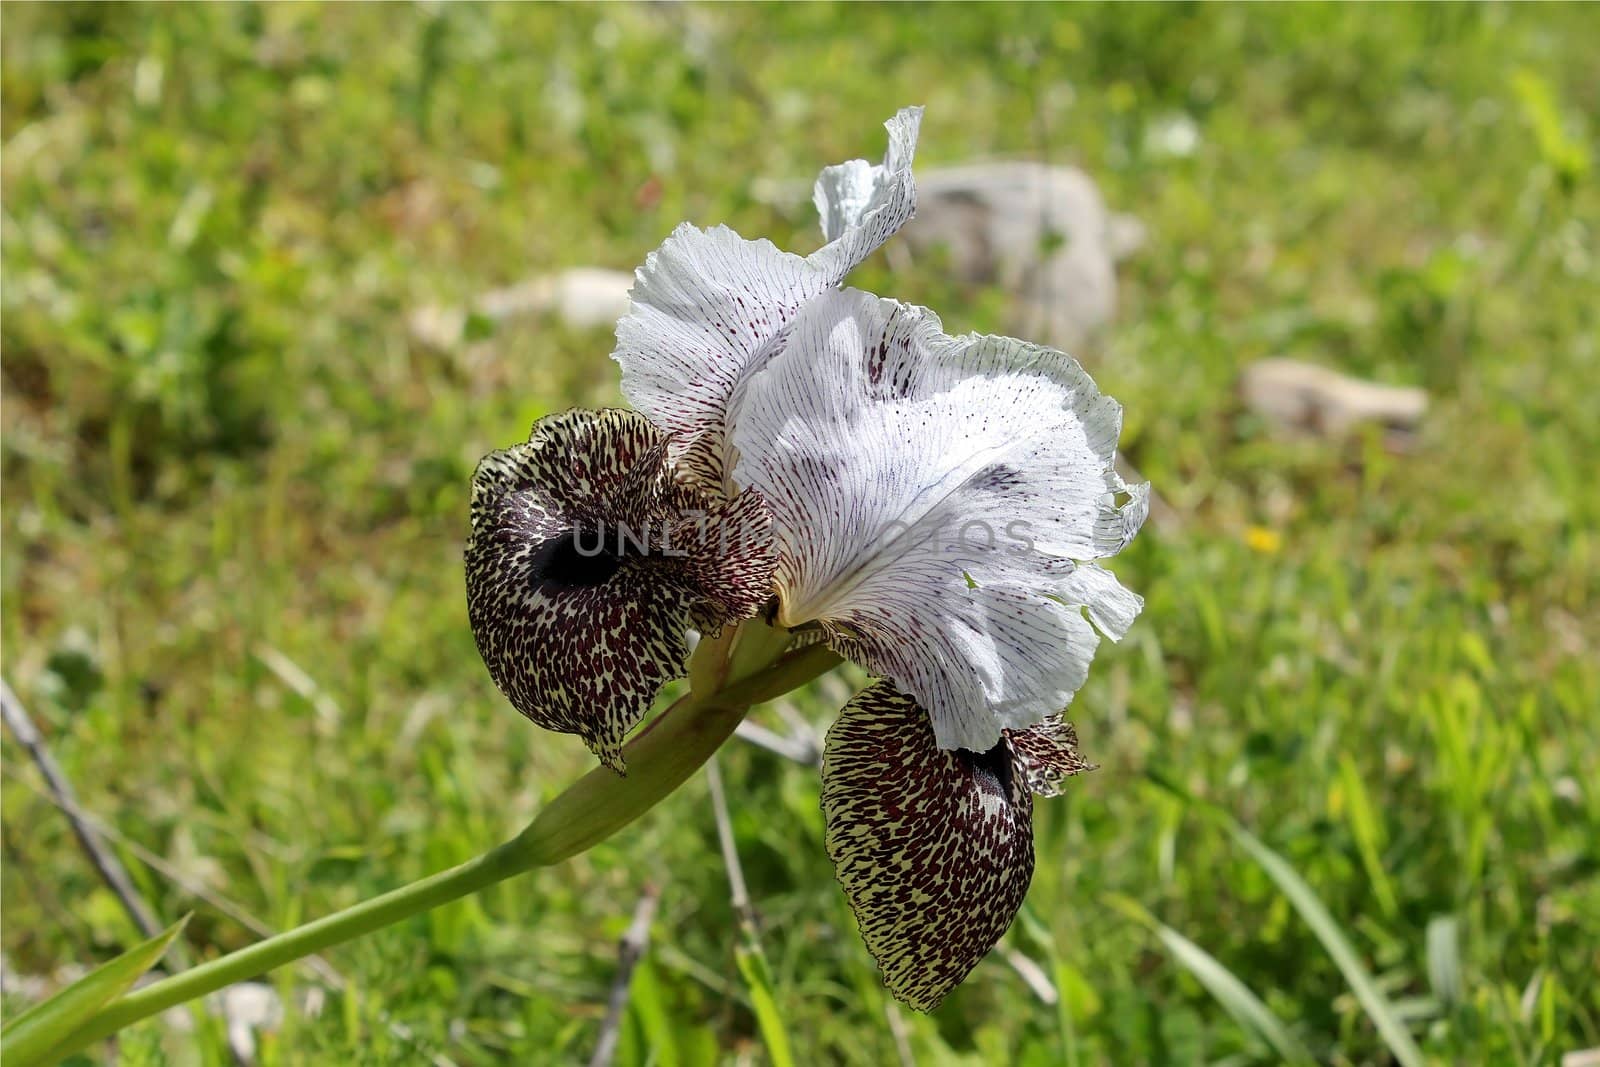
[809,106,922,282]
[732,288,1147,752]
[613,108,923,488]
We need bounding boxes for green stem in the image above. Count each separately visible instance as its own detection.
[59,837,529,1053]
[57,629,841,1058]
[520,639,839,864]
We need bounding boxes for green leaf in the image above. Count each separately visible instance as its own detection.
[1106,893,1314,1065]
[1337,753,1399,919]
[734,941,795,1067]
[1511,69,1591,186]
[1226,822,1426,1067]
[1426,915,1462,1008]
[1147,772,1426,1067]
[627,958,679,1067]
[1,915,189,1067]
[1015,904,1095,1067]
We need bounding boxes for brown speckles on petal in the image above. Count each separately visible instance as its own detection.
[465,409,775,772]
[821,682,1026,1012]
[1007,714,1094,798]
[822,682,1090,1012]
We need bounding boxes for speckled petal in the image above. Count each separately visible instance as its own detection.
[613,109,922,489]
[465,409,775,772]
[665,483,776,629]
[733,287,1146,751]
[1007,715,1094,798]
[821,681,1037,1012]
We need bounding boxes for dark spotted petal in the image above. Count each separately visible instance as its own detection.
[821,681,1037,1012]
[1007,715,1094,798]
[666,487,775,628]
[466,409,775,772]
[475,408,666,523]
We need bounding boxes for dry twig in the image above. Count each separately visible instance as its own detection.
[588,885,662,1067]
[732,719,819,767]
[705,757,756,928]
[1,677,161,940]
[884,1000,918,1067]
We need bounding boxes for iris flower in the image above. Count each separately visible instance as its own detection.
[467,108,1147,1010]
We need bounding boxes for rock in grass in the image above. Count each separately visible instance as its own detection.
[1240,358,1428,440]
[411,165,1140,355]
[409,267,633,350]
[902,162,1145,350]
[160,981,287,1065]
[753,160,1141,351]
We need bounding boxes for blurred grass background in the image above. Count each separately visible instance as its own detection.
[2,3,1597,1063]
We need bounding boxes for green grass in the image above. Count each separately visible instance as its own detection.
[3,3,1597,1063]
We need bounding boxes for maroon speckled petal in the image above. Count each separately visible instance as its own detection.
[465,409,775,772]
[1007,714,1094,798]
[821,681,1036,1011]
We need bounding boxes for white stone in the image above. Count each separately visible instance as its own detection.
[902,162,1143,351]
[409,267,634,349]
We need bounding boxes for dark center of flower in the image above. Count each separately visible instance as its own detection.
[961,738,1016,801]
[529,530,626,590]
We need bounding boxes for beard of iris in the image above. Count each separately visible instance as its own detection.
[960,737,1021,805]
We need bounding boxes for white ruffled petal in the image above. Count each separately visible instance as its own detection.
[613,109,921,489]
[732,288,1146,751]
[614,225,819,486]
[1057,560,1144,641]
[809,106,922,284]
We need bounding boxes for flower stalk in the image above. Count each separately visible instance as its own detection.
[50,623,837,1061]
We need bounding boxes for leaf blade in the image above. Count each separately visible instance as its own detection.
[734,941,795,1067]
[1106,893,1315,1066]
[1225,824,1426,1067]
[1147,772,1427,1067]
[1,915,189,1067]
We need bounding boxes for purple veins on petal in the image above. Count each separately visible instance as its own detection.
[612,108,923,493]
[731,286,1148,753]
